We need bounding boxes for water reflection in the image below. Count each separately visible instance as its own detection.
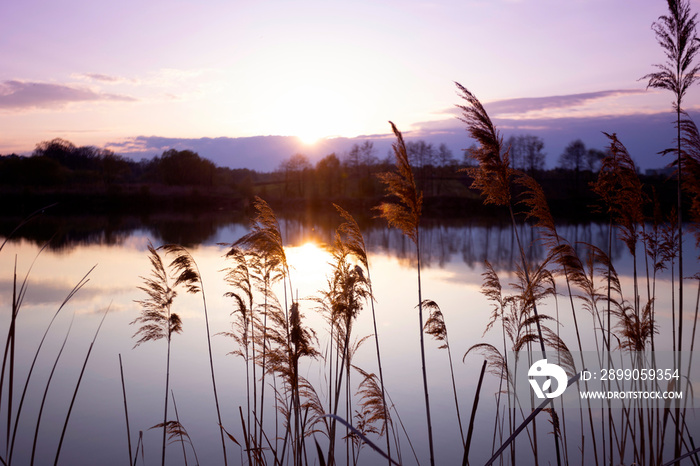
[1,212,629,274]
[0,213,697,465]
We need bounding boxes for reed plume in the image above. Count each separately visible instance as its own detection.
[149,419,197,465]
[132,244,183,345]
[375,122,422,243]
[266,301,318,465]
[160,243,227,465]
[352,367,390,438]
[456,81,563,463]
[592,133,645,259]
[376,121,435,466]
[643,16,700,459]
[346,366,391,464]
[221,246,258,447]
[334,203,393,463]
[455,82,511,207]
[229,196,288,453]
[318,231,371,466]
[132,242,182,466]
[455,82,547,357]
[422,299,464,444]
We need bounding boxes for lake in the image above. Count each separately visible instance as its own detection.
[0,211,698,465]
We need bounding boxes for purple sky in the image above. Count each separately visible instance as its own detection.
[2,0,700,170]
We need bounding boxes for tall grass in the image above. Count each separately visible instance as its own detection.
[132,242,183,466]
[644,0,700,458]
[0,214,107,466]
[376,121,435,466]
[160,243,228,465]
[334,204,393,464]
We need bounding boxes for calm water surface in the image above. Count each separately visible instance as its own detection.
[0,214,698,465]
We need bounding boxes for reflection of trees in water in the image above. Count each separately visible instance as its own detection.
[0,215,142,251]
[0,212,248,251]
[275,215,625,272]
[1,211,625,268]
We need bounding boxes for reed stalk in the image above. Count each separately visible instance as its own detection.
[119,354,133,466]
[463,359,487,466]
[644,3,700,457]
[334,204,393,463]
[231,197,288,458]
[422,299,464,444]
[132,242,183,466]
[161,244,228,465]
[54,306,109,466]
[376,121,435,466]
[7,256,93,464]
[30,314,74,466]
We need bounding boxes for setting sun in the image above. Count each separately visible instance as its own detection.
[276,85,355,144]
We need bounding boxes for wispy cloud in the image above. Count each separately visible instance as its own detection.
[79,73,128,83]
[484,89,647,116]
[0,80,137,110]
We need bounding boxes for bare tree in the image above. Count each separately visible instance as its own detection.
[558,139,587,172]
[280,153,311,197]
[406,140,435,168]
[436,143,455,167]
[585,148,606,172]
[508,134,545,173]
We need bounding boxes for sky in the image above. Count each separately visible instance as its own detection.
[3,0,700,170]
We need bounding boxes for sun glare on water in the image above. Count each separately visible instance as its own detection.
[286,241,332,284]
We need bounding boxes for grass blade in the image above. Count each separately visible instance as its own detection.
[484,371,581,466]
[119,354,133,466]
[322,414,401,466]
[53,305,110,466]
[463,360,487,466]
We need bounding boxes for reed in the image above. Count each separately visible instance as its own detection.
[54,306,109,466]
[160,243,228,465]
[6,258,94,465]
[229,196,289,454]
[314,230,370,465]
[119,354,133,466]
[334,203,393,464]
[643,2,700,456]
[132,242,183,466]
[376,121,435,466]
[422,299,464,444]
[457,82,564,464]
[221,246,258,453]
[30,314,74,466]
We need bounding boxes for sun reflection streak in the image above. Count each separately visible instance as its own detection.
[285,242,333,284]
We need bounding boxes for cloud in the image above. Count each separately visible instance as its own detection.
[483,89,647,116]
[0,80,136,110]
[80,73,125,83]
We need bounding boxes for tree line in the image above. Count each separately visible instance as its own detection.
[1,135,670,218]
[0,138,255,192]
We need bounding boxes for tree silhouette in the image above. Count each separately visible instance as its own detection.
[507,134,545,174]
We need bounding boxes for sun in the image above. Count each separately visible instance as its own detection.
[276,85,354,144]
[296,131,321,146]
